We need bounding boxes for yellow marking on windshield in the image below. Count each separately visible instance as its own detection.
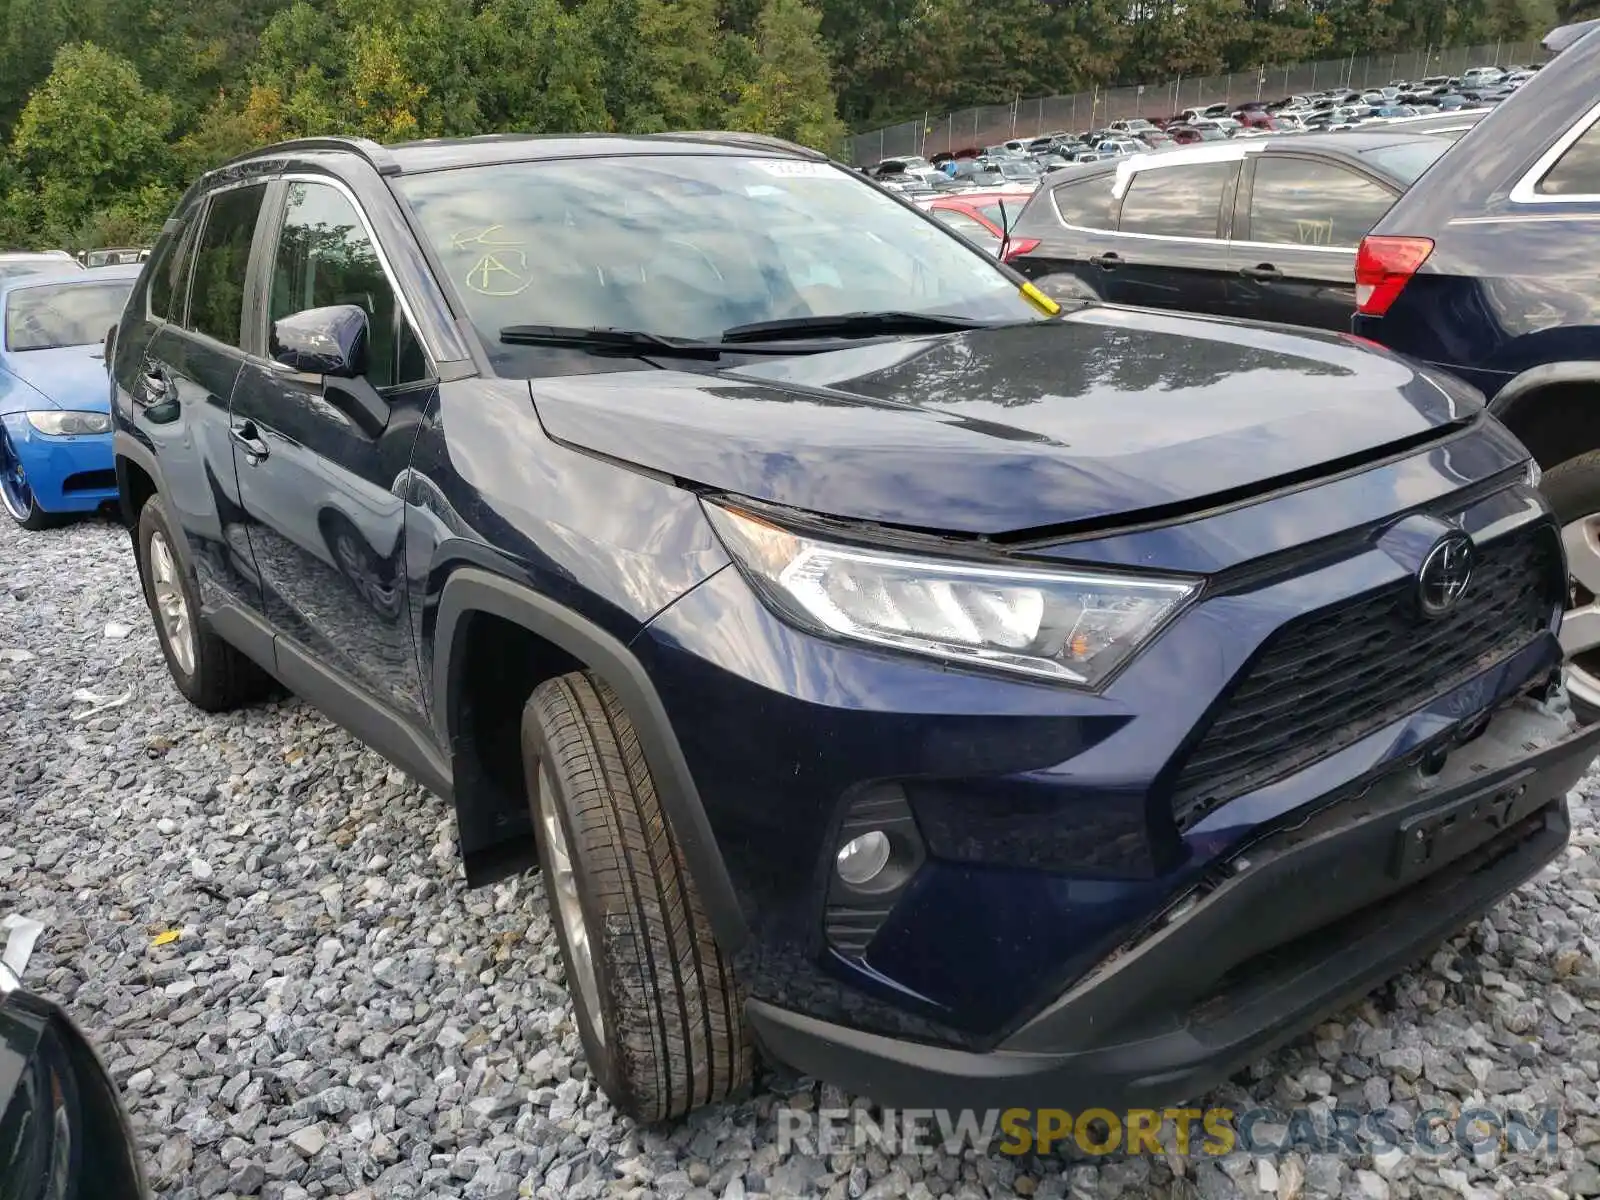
[1020,282,1060,316]
[449,224,525,250]
[465,249,532,296]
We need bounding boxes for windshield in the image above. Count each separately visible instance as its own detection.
[398,155,1043,373]
[5,280,133,351]
[1360,139,1450,184]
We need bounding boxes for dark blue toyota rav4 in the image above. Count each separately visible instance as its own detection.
[108,131,1600,1122]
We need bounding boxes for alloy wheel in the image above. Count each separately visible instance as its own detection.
[1561,515,1600,712]
[148,530,196,676]
[537,762,606,1048]
[0,431,33,522]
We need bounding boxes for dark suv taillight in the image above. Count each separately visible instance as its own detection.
[1355,235,1434,316]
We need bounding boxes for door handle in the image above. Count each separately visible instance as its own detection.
[1088,252,1122,270]
[230,420,270,462]
[1240,264,1282,281]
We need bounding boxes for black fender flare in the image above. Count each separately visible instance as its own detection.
[112,430,188,564]
[1487,361,1600,424]
[432,568,751,953]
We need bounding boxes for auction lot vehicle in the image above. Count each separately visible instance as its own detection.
[1352,26,1600,722]
[1004,133,1450,328]
[112,131,1600,1121]
[0,265,139,528]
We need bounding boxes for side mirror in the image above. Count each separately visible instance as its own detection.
[270,304,369,378]
[1,921,149,1198]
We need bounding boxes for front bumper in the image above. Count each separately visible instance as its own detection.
[1,415,115,512]
[748,696,1599,1110]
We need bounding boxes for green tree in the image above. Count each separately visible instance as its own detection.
[472,0,610,133]
[10,42,173,241]
[731,0,846,151]
[626,0,733,130]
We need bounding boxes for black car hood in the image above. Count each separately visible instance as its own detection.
[528,305,1475,537]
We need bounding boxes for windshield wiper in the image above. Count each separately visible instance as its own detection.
[498,324,828,359]
[499,325,729,360]
[718,311,1005,344]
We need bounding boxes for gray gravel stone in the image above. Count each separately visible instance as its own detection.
[6,515,1600,1200]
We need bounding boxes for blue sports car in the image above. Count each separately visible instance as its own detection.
[0,264,138,528]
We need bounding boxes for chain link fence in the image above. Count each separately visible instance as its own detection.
[848,40,1542,164]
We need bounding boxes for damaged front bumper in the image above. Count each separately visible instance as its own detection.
[748,695,1600,1111]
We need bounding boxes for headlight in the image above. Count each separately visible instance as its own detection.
[705,503,1198,687]
[25,411,111,436]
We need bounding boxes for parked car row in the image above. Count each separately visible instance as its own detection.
[1007,27,1600,720]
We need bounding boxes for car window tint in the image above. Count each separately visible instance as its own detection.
[1539,116,1600,196]
[1247,157,1396,247]
[187,184,267,347]
[268,181,423,389]
[1052,176,1115,229]
[5,281,135,351]
[1118,163,1234,238]
[148,211,198,322]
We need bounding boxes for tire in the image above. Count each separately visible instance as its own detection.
[522,671,750,1122]
[0,428,60,531]
[1540,452,1600,724]
[136,495,271,712]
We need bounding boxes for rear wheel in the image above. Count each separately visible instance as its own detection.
[1541,452,1600,723]
[522,671,750,1122]
[0,427,58,530]
[136,495,270,711]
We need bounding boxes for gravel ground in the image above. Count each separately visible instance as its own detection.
[6,515,1600,1200]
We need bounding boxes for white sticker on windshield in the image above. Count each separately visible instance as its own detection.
[757,161,838,178]
[745,185,784,196]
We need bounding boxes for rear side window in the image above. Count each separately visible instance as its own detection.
[1247,157,1396,247]
[186,184,267,347]
[1539,117,1600,196]
[1118,163,1235,238]
[1053,176,1115,229]
[147,211,198,321]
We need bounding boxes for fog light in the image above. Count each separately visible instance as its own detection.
[836,832,891,886]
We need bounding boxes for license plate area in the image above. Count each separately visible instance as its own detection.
[1390,767,1541,883]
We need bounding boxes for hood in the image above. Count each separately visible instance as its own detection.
[1,345,110,412]
[529,307,1475,538]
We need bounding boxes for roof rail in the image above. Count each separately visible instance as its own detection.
[214,136,403,177]
[649,131,828,160]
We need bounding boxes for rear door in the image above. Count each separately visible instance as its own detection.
[134,182,272,614]
[1105,159,1240,315]
[1227,153,1398,330]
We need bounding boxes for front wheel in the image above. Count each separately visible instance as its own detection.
[522,671,751,1122]
[1542,452,1600,723]
[0,427,58,530]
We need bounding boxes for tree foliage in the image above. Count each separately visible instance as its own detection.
[0,0,1570,250]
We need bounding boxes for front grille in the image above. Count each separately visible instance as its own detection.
[1170,522,1562,831]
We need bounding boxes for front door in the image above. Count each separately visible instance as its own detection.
[1225,155,1397,331]
[229,177,436,721]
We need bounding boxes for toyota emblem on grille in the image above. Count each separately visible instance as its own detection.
[1417,532,1475,617]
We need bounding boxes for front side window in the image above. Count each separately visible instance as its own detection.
[1538,115,1600,196]
[1053,175,1115,229]
[268,181,423,388]
[1118,162,1235,238]
[187,184,267,347]
[5,281,135,351]
[397,155,1045,376]
[1247,157,1396,247]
